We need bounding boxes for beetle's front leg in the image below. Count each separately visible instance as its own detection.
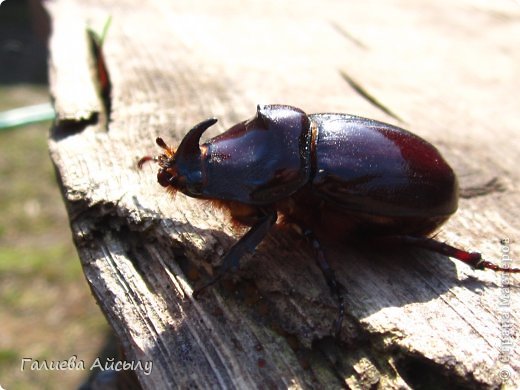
[193,209,277,298]
[303,229,345,338]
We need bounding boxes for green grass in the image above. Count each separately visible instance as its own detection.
[0,86,110,389]
[0,97,64,240]
[0,245,81,282]
[0,348,19,364]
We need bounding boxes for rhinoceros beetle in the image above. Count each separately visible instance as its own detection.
[139,104,519,334]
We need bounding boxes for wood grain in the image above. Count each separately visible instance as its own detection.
[46,0,520,388]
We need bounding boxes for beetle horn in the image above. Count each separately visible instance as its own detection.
[175,118,218,160]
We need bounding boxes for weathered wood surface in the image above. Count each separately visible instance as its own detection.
[47,0,520,388]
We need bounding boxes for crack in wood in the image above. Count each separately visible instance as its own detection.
[50,113,100,140]
[392,348,486,389]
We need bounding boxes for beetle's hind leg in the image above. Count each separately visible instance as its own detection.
[193,209,277,298]
[303,229,345,338]
[380,235,520,273]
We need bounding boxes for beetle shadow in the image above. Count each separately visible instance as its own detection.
[113,216,518,387]
[140,216,510,322]
[322,237,510,317]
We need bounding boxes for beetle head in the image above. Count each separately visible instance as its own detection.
[138,118,217,197]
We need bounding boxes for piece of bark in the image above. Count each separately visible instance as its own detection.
[46,0,520,388]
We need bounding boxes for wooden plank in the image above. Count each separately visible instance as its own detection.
[47,0,520,388]
[47,2,103,124]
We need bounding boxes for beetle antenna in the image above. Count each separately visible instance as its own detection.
[156,137,169,150]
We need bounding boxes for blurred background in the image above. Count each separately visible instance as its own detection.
[0,0,111,388]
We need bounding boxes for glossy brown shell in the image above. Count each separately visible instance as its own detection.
[171,105,458,236]
[309,113,458,219]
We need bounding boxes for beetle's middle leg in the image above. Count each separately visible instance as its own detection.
[193,209,277,298]
[303,229,345,337]
[377,235,520,273]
